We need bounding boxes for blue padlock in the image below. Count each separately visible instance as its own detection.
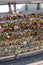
[26,42,30,47]
[0,33,3,38]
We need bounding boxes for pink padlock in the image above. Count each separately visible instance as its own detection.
[41,35,43,39]
[0,29,2,32]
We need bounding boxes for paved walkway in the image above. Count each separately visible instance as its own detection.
[27,60,43,65]
[0,53,43,65]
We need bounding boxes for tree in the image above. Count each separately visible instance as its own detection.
[37,3,40,10]
[25,3,29,10]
